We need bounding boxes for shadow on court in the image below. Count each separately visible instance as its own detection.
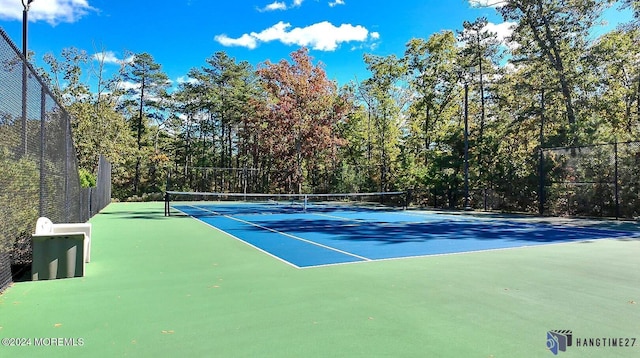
[239,217,639,245]
[174,204,640,266]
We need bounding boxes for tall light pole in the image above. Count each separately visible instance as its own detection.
[463,79,471,210]
[21,0,35,156]
[538,88,545,215]
[22,0,34,56]
[458,68,473,211]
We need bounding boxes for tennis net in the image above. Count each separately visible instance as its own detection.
[164,191,407,216]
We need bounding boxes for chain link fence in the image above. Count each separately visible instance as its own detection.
[0,28,111,293]
[406,141,640,219]
[167,166,266,194]
[542,141,640,219]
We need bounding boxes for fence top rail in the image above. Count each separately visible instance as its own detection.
[542,140,640,152]
[180,167,261,172]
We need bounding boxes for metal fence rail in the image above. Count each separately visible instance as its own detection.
[407,140,640,219]
[0,28,111,293]
[542,141,640,219]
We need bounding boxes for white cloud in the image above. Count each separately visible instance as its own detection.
[259,1,287,12]
[92,51,135,65]
[329,0,345,7]
[484,21,516,44]
[216,21,375,51]
[176,76,199,85]
[458,21,516,50]
[468,0,505,8]
[258,0,303,12]
[92,51,120,64]
[0,0,94,25]
[122,55,135,64]
[116,80,140,92]
[214,33,258,49]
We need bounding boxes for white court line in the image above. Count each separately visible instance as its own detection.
[175,205,640,270]
[311,211,436,227]
[183,205,371,263]
[311,212,369,222]
[299,234,640,269]
[175,206,301,268]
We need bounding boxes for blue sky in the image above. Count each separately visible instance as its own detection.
[0,0,632,91]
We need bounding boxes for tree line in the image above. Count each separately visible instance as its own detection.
[38,0,640,214]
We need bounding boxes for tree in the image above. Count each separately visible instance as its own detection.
[41,47,90,104]
[172,52,259,192]
[405,31,459,166]
[621,0,640,23]
[120,53,170,196]
[362,53,409,192]
[457,18,507,199]
[256,48,347,193]
[585,29,640,139]
[404,31,466,204]
[458,17,504,142]
[499,0,614,145]
[41,47,135,198]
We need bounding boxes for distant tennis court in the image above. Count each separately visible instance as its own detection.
[168,191,640,268]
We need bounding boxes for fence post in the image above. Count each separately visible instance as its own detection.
[538,148,545,215]
[89,187,94,218]
[538,88,545,215]
[65,115,71,221]
[483,188,487,211]
[614,139,620,219]
[39,87,46,217]
[21,49,27,156]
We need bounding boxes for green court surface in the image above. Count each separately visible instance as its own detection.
[1,202,639,357]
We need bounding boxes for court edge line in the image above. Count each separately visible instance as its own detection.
[172,207,638,270]
[184,205,372,263]
[174,206,302,269]
[310,212,369,223]
[299,236,635,269]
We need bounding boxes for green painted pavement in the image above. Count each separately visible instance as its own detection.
[0,202,639,357]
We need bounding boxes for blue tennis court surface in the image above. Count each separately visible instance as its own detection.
[174,203,640,268]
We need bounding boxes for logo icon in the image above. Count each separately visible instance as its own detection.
[547,330,573,355]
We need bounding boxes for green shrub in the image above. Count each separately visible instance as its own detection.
[79,168,96,188]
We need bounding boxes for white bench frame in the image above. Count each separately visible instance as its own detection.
[33,217,92,263]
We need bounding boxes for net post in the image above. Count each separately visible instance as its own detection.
[164,191,170,217]
[166,166,171,193]
[164,167,171,216]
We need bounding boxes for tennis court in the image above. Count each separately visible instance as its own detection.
[172,195,640,268]
[2,202,640,357]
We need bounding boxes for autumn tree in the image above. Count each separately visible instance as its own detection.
[256,48,346,193]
